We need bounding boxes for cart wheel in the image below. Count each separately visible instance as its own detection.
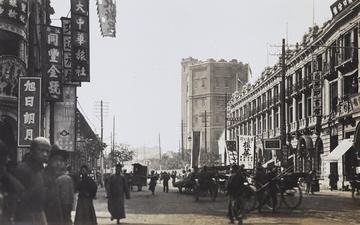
[282,185,302,209]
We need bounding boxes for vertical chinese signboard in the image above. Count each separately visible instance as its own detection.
[45,26,63,101]
[96,0,116,37]
[54,86,76,152]
[313,72,322,116]
[238,135,255,169]
[71,0,90,82]
[191,131,200,168]
[61,17,73,83]
[18,77,41,147]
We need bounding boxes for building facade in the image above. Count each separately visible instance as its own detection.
[227,0,360,188]
[181,57,249,166]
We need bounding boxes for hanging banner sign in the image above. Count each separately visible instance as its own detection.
[330,0,355,17]
[54,85,76,152]
[96,0,116,37]
[71,0,90,82]
[192,131,200,168]
[313,72,322,116]
[238,135,255,169]
[45,25,63,101]
[226,140,238,165]
[18,77,41,147]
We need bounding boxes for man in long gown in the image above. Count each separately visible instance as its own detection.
[108,164,130,224]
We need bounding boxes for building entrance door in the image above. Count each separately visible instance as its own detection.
[0,116,17,162]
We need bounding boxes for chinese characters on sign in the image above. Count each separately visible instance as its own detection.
[238,135,255,169]
[18,77,41,147]
[54,86,76,152]
[96,0,116,37]
[313,72,322,116]
[45,26,63,101]
[71,0,90,82]
[61,17,73,84]
[0,0,28,25]
[330,0,355,17]
[225,140,238,165]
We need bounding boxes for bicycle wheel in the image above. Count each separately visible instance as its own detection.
[282,185,302,209]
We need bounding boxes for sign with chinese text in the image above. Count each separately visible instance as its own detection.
[313,72,322,116]
[71,0,90,82]
[96,0,116,37]
[45,25,63,101]
[0,55,26,97]
[61,17,73,83]
[18,77,41,147]
[238,135,255,169]
[225,140,238,165]
[330,0,356,17]
[0,0,28,26]
[264,138,281,150]
[54,85,76,152]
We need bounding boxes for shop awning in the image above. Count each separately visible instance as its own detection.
[342,68,358,77]
[324,139,353,161]
[262,158,275,168]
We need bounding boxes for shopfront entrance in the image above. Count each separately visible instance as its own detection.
[0,115,17,162]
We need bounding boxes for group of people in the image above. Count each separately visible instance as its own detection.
[0,137,77,225]
[0,137,132,225]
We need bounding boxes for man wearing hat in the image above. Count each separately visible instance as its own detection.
[44,145,72,225]
[107,163,130,224]
[13,137,51,225]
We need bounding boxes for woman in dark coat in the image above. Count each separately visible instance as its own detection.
[148,170,158,195]
[108,164,130,224]
[74,165,98,225]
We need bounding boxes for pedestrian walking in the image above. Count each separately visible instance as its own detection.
[0,140,24,225]
[43,145,68,225]
[13,137,51,225]
[226,165,247,225]
[305,170,317,195]
[148,170,158,195]
[329,171,339,191]
[162,172,170,193]
[107,164,130,224]
[170,171,176,186]
[54,151,74,225]
[74,165,98,225]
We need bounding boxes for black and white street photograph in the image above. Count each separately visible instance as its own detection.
[1,0,360,224]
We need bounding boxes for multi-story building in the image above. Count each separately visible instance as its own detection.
[227,0,359,188]
[181,57,250,166]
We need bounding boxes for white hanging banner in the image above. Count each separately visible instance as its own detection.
[238,135,255,169]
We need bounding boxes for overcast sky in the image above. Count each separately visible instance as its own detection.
[51,0,335,152]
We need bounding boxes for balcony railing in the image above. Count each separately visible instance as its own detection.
[290,122,297,132]
[269,130,275,138]
[308,116,317,127]
[299,118,306,129]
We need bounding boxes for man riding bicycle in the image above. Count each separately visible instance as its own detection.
[227,164,247,224]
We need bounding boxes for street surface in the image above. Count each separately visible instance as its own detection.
[77,184,360,225]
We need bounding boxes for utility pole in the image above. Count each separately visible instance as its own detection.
[224,93,228,165]
[204,110,207,153]
[94,100,109,173]
[112,116,115,166]
[224,93,228,140]
[280,38,287,165]
[181,120,184,160]
[159,133,162,170]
